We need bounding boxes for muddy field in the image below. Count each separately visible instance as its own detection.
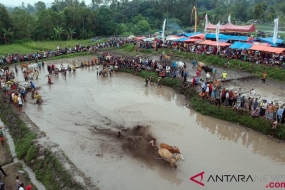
[9,56,285,190]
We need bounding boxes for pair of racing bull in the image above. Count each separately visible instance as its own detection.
[149,139,185,168]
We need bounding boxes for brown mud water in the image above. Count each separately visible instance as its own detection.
[6,57,285,190]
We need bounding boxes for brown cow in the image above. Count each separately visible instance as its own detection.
[163,55,171,60]
[20,63,31,69]
[149,139,181,154]
[156,146,185,168]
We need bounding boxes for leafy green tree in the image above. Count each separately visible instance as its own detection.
[253,3,266,21]
[26,3,36,13]
[2,28,14,44]
[35,1,46,13]
[97,6,115,36]
[0,4,13,44]
[11,8,35,40]
[135,20,151,35]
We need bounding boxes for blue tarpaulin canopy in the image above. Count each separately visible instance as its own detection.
[229,42,253,49]
[256,37,284,46]
[205,34,248,41]
[205,33,228,40]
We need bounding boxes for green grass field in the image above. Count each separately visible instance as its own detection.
[0,39,107,55]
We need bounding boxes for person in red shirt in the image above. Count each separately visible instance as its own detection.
[11,84,17,90]
[209,83,213,96]
[48,75,52,84]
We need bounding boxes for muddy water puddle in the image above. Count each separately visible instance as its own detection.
[13,58,285,190]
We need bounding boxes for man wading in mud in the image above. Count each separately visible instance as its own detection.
[261,71,267,83]
[157,77,162,88]
[145,77,149,87]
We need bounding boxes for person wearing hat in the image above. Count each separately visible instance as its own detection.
[261,71,267,83]
[157,77,162,88]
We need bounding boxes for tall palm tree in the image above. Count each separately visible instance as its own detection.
[66,27,76,40]
[2,28,14,44]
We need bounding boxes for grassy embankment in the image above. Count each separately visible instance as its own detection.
[0,39,109,65]
[118,43,285,82]
[0,92,84,190]
[118,44,285,140]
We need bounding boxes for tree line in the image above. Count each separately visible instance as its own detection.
[0,0,284,45]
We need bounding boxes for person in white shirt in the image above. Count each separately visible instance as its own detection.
[250,89,256,98]
[18,94,23,112]
[11,92,15,103]
[19,183,24,190]
[206,72,211,81]
[205,84,210,98]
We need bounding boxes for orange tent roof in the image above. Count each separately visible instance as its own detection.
[190,33,205,39]
[250,45,285,54]
[206,22,256,33]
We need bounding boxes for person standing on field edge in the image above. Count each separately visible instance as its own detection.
[261,71,267,83]
[157,77,162,88]
[222,71,227,80]
[145,77,149,87]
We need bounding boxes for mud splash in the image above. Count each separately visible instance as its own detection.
[91,125,161,166]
